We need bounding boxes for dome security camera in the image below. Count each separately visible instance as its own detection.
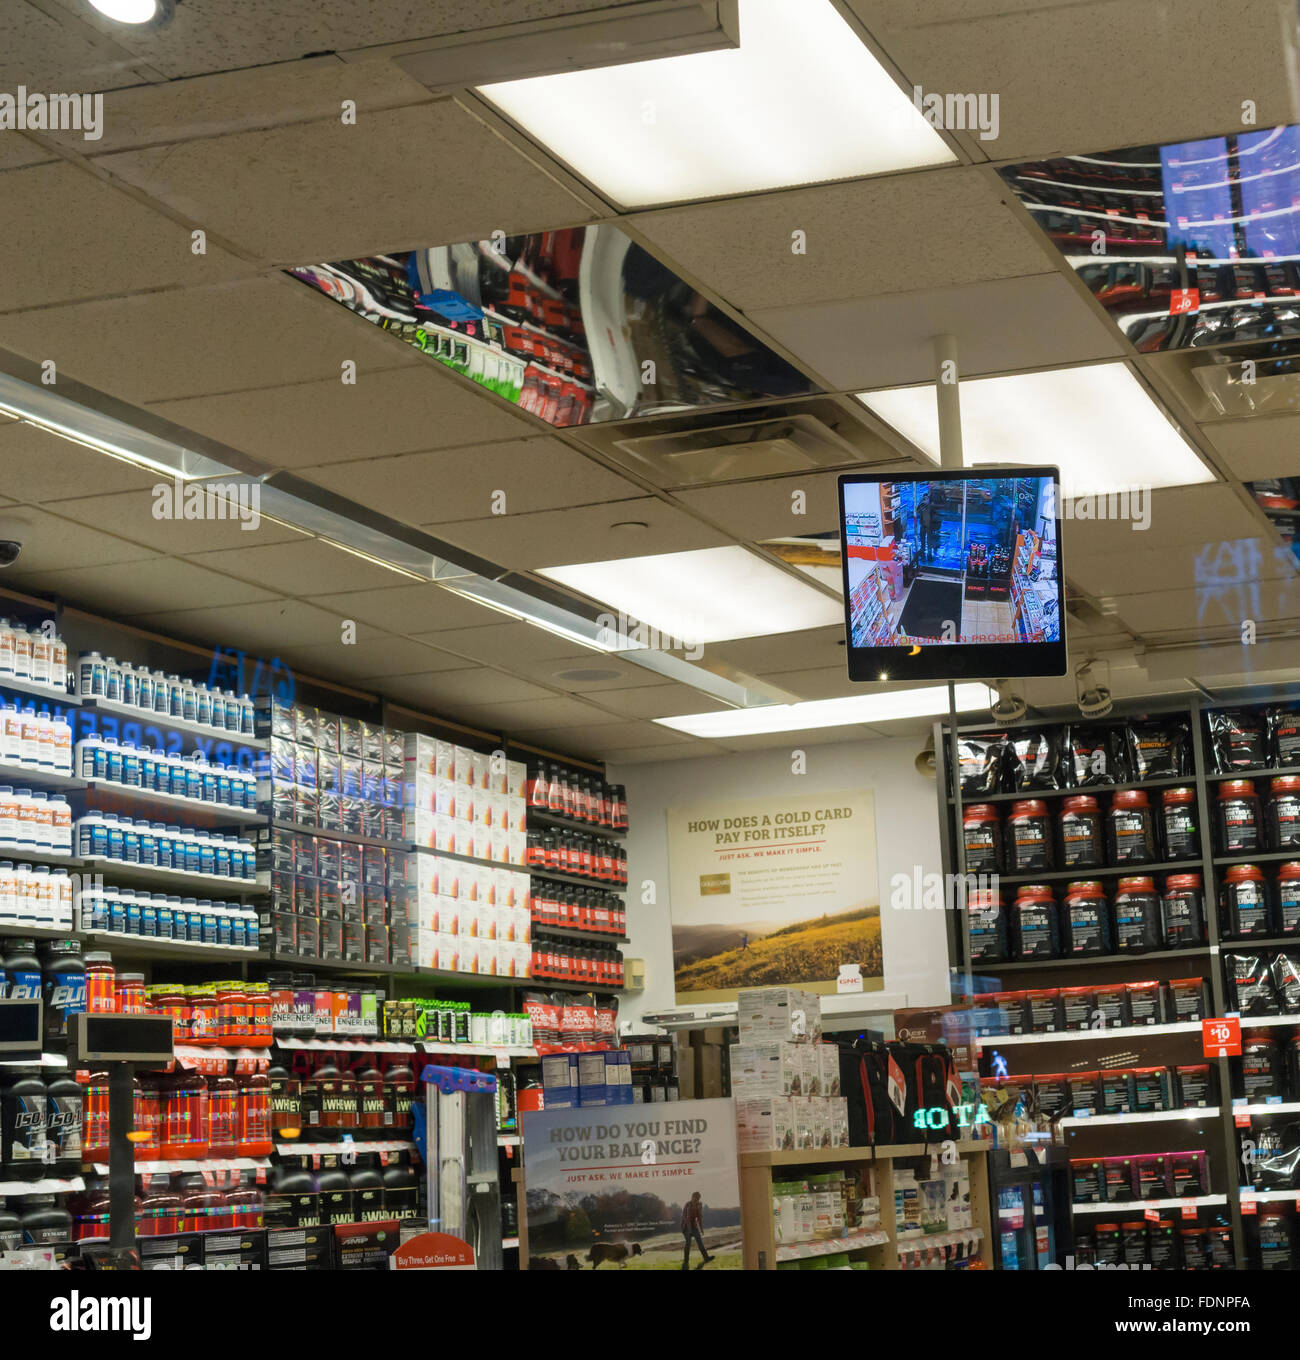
[0,541,22,568]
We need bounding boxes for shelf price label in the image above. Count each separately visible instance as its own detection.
[1201,1017,1241,1059]
[1180,1201,1199,1221]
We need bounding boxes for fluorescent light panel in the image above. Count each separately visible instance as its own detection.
[657,683,997,737]
[539,545,844,646]
[478,0,954,207]
[857,364,1213,499]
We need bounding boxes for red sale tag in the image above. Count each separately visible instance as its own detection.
[1144,1207,1160,1223]
[1169,288,1200,315]
[1181,1202,1198,1220]
[1235,1112,1252,1128]
[255,1168,266,1185]
[1241,1196,1257,1216]
[1202,1016,1241,1058]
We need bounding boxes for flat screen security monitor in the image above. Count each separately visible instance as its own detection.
[837,468,1066,682]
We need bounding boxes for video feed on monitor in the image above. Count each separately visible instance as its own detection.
[838,469,1065,681]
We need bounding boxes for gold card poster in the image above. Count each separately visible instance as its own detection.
[667,789,880,1002]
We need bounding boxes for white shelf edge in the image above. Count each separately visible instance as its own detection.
[1059,1107,1221,1128]
[1072,1195,1225,1215]
[979,1021,1203,1046]
[1237,1102,1300,1115]
[775,1229,889,1261]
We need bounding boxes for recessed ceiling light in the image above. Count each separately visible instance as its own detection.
[89,0,174,25]
[553,666,626,684]
[610,521,650,532]
[857,363,1213,499]
[478,0,954,207]
[539,545,843,646]
[656,684,997,738]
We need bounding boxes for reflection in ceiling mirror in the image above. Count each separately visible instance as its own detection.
[1001,124,1300,354]
[287,225,817,429]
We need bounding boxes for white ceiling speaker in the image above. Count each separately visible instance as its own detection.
[1076,659,1113,719]
[990,678,1026,723]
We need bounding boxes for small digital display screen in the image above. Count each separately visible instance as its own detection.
[837,467,1066,681]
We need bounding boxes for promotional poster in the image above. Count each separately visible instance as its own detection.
[666,790,880,1001]
[521,1101,743,1271]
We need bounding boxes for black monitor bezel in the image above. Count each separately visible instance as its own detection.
[836,466,1067,683]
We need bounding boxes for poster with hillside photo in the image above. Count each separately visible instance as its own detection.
[667,789,881,1002]
[521,1102,742,1271]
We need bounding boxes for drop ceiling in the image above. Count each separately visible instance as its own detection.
[0,0,1296,758]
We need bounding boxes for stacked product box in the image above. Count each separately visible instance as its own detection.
[731,989,848,1152]
[258,825,408,966]
[396,851,531,977]
[401,733,528,865]
[257,699,404,841]
[969,978,1211,1035]
[895,1160,973,1238]
[538,1049,633,1109]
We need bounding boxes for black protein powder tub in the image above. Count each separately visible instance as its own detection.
[1269,776,1300,850]
[1011,885,1059,958]
[1279,862,1300,936]
[1220,864,1272,939]
[1007,799,1053,872]
[1239,1035,1282,1102]
[1160,873,1206,948]
[967,889,1010,963]
[1216,780,1263,855]
[1113,876,1162,953]
[1160,786,1200,862]
[1058,796,1104,869]
[961,804,1002,873]
[1062,880,1110,956]
[1106,790,1157,866]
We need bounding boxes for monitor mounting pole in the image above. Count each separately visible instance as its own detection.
[935,335,973,1001]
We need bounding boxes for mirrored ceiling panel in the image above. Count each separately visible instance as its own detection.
[1001,124,1300,354]
[287,225,817,429]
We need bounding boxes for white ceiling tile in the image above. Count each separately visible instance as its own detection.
[431,497,729,571]
[673,472,848,540]
[149,366,538,469]
[1201,416,1300,483]
[23,558,277,617]
[750,274,1124,391]
[57,0,631,81]
[752,665,859,701]
[598,740,718,764]
[632,168,1048,311]
[1068,537,1298,600]
[280,635,473,684]
[0,421,159,501]
[1060,486,1264,561]
[1114,577,1300,637]
[703,625,846,676]
[96,102,593,264]
[47,489,308,554]
[133,599,354,650]
[445,695,631,731]
[410,620,610,669]
[51,55,435,155]
[852,0,1293,162]
[0,277,419,406]
[185,538,419,596]
[0,1,147,91]
[304,584,505,635]
[0,506,160,573]
[0,162,249,313]
[392,667,555,707]
[300,439,641,525]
